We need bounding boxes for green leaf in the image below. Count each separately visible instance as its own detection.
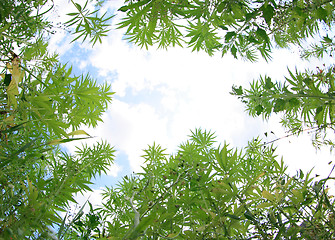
[215,145,228,171]
[256,202,273,208]
[255,105,264,115]
[256,27,269,42]
[231,45,238,58]
[226,213,241,220]
[225,31,236,42]
[273,99,286,112]
[74,2,82,11]
[128,211,157,239]
[262,190,275,201]
[287,98,300,109]
[217,2,225,13]
[48,136,92,145]
[244,210,255,221]
[245,10,258,21]
[4,74,11,86]
[232,85,243,95]
[262,4,274,26]
[316,7,328,21]
[118,0,151,12]
[323,35,332,43]
[315,106,324,125]
[264,77,274,89]
[219,25,228,31]
[67,130,91,137]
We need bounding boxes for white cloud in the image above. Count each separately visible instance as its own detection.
[83,30,335,179]
[40,0,335,217]
[49,0,335,184]
[69,188,105,215]
[105,163,122,177]
[102,99,170,172]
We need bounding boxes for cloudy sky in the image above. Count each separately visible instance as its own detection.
[47,0,335,206]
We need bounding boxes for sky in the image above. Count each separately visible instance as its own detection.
[47,0,335,209]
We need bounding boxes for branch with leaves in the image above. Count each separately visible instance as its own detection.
[232,66,335,148]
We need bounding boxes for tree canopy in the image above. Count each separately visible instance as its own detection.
[64,130,335,239]
[118,0,335,60]
[0,0,114,238]
[0,0,335,239]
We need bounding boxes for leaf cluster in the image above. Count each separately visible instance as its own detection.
[117,0,335,60]
[0,0,51,58]
[67,129,335,239]
[65,0,114,46]
[232,65,335,148]
[0,1,116,238]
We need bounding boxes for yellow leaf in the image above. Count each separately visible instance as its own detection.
[274,190,283,201]
[200,207,216,219]
[209,211,216,219]
[6,60,24,109]
[48,139,64,145]
[7,78,19,95]
[12,66,24,84]
[256,202,272,209]
[67,130,91,137]
[284,178,293,188]
[7,58,23,83]
[292,189,303,202]
[28,179,38,202]
[3,115,14,123]
[212,187,226,195]
[262,190,275,201]
[196,225,207,232]
[166,233,179,237]
[2,115,15,128]
[255,171,266,181]
[6,79,18,108]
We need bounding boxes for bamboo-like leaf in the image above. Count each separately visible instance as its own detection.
[118,0,151,12]
[48,136,92,145]
[67,130,91,137]
[262,190,275,201]
[256,202,272,208]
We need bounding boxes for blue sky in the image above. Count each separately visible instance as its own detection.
[47,0,335,208]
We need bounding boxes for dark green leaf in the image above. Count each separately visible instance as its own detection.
[225,31,236,42]
[232,85,243,95]
[4,74,11,86]
[255,105,264,115]
[323,36,332,43]
[231,45,238,58]
[219,25,228,30]
[256,27,269,42]
[262,4,274,26]
[273,99,286,112]
[287,98,300,109]
[244,210,255,221]
[264,77,274,89]
[217,2,225,13]
[118,0,151,12]
[227,213,241,220]
[316,7,328,21]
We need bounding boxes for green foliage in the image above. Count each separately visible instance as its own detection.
[65,0,114,46]
[66,129,335,239]
[301,34,335,59]
[232,65,335,148]
[59,201,107,240]
[0,0,115,238]
[117,0,335,60]
[1,0,335,239]
[0,0,51,55]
